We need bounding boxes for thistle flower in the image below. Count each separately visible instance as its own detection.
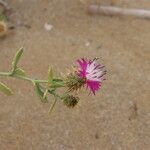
[77,58,106,95]
[65,58,106,95]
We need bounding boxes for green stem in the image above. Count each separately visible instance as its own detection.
[0,71,64,86]
[48,89,62,100]
[0,72,11,76]
[15,75,47,83]
[49,97,57,113]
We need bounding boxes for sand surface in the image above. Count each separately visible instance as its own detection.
[0,0,150,149]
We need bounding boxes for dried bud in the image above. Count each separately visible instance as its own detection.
[0,21,7,37]
[65,73,86,92]
[62,95,79,108]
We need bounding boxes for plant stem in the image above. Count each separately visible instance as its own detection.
[49,97,57,113]
[0,72,11,76]
[48,89,62,100]
[0,71,64,86]
[15,75,47,83]
[0,71,47,83]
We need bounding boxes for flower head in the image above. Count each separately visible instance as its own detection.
[62,95,79,108]
[65,73,85,92]
[77,58,106,95]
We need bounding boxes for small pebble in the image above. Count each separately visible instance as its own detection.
[44,22,53,31]
[85,41,90,47]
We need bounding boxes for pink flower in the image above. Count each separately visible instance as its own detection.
[77,58,106,95]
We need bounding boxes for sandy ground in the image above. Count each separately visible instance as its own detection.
[0,0,150,150]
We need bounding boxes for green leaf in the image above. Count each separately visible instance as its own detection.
[48,67,53,84]
[12,48,24,70]
[43,89,48,99]
[50,82,64,88]
[0,82,13,96]
[53,79,63,82]
[14,68,26,76]
[42,67,53,99]
[34,82,47,103]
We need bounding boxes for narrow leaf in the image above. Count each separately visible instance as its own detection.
[48,67,53,84]
[42,67,54,99]
[53,79,63,82]
[34,82,47,103]
[50,82,64,88]
[43,89,48,99]
[0,82,13,96]
[14,68,26,76]
[12,48,24,69]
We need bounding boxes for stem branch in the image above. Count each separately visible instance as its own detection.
[49,98,57,113]
[0,71,64,86]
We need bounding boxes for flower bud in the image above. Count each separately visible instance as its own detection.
[0,21,7,37]
[65,73,86,92]
[62,95,79,108]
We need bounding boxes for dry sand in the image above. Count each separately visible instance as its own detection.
[0,0,150,149]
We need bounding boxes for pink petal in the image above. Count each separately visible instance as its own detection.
[77,58,88,78]
[86,80,101,95]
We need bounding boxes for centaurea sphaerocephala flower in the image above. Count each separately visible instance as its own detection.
[77,58,106,94]
[65,58,106,95]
